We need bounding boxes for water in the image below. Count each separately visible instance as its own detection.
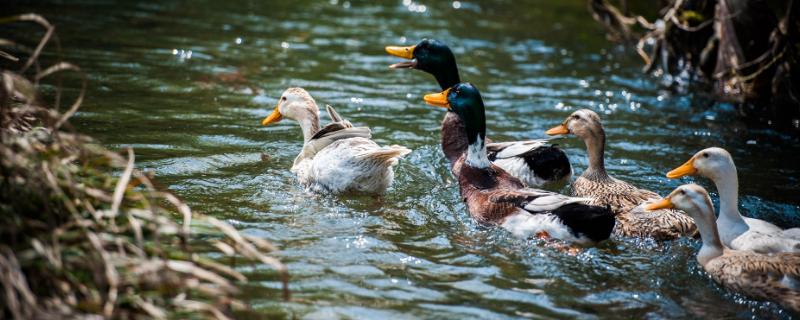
[6,0,800,318]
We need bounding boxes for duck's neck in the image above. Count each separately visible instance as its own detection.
[465,135,490,169]
[433,65,461,90]
[694,205,725,266]
[581,128,609,180]
[441,112,468,164]
[294,103,321,143]
[433,69,461,90]
[711,166,745,227]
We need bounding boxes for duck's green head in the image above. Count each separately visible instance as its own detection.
[423,82,486,145]
[385,39,460,89]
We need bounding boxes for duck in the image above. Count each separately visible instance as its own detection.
[261,87,411,194]
[423,83,615,244]
[386,39,572,188]
[646,184,800,313]
[666,147,800,253]
[546,109,696,240]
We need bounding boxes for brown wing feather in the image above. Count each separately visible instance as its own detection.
[706,251,800,312]
[572,176,697,240]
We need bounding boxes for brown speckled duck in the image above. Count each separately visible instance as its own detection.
[647,184,800,313]
[424,83,614,245]
[546,109,696,240]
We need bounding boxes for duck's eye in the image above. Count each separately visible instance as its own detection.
[572,115,580,120]
[281,96,287,101]
[702,153,709,158]
[679,189,686,195]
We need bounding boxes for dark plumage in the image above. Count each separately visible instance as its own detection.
[428,83,614,244]
[387,39,571,187]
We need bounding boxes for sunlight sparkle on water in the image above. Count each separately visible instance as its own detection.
[452,1,461,9]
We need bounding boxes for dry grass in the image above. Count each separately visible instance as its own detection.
[0,13,288,319]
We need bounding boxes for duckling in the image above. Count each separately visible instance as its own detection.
[666,147,800,253]
[647,184,800,313]
[261,87,410,194]
[546,109,696,240]
[386,39,571,187]
[424,83,614,244]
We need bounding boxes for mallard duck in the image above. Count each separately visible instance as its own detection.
[666,147,800,253]
[546,109,696,240]
[647,184,800,313]
[261,87,410,194]
[386,39,572,187]
[423,83,614,244]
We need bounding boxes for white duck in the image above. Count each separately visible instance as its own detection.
[647,184,800,313]
[667,147,800,253]
[261,87,410,194]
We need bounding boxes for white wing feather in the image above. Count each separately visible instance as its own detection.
[487,140,549,159]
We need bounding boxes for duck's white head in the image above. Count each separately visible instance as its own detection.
[545,109,604,140]
[666,147,735,181]
[647,184,723,264]
[261,87,319,126]
[645,184,716,232]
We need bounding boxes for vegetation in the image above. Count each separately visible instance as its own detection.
[590,0,800,131]
[0,14,287,319]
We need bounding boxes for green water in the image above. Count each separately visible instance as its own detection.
[6,0,800,318]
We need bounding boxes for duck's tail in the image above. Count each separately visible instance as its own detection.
[356,145,411,167]
[551,203,616,243]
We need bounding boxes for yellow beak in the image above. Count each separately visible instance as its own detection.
[546,123,570,135]
[645,198,674,211]
[261,105,283,126]
[423,88,450,108]
[385,45,415,60]
[666,158,697,178]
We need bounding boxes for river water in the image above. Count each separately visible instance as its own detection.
[6,0,800,318]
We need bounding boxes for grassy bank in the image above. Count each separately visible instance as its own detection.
[0,14,287,319]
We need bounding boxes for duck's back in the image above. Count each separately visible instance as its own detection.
[453,157,524,223]
[572,174,696,240]
[705,251,800,313]
[572,175,648,213]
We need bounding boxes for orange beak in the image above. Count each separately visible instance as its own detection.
[385,45,415,60]
[666,158,697,179]
[645,198,674,211]
[423,88,451,108]
[261,105,282,126]
[546,123,570,135]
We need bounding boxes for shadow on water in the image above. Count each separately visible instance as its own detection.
[5,0,799,318]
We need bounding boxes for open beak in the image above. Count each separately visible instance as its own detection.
[423,88,450,108]
[546,123,570,136]
[386,45,417,68]
[645,198,674,211]
[666,158,697,178]
[261,105,282,126]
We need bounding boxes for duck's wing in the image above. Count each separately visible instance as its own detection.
[707,251,800,312]
[325,104,353,128]
[731,230,800,253]
[782,228,800,240]
[487,188,592,213]
[488,188,614,243]
[295,123,371,167]
[486,139,550,159]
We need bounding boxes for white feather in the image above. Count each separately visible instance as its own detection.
[523,195,593,212]
[493,157,547,187]
[488,140,548,159]
[466,136,491,169]
[500,210,590,244]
